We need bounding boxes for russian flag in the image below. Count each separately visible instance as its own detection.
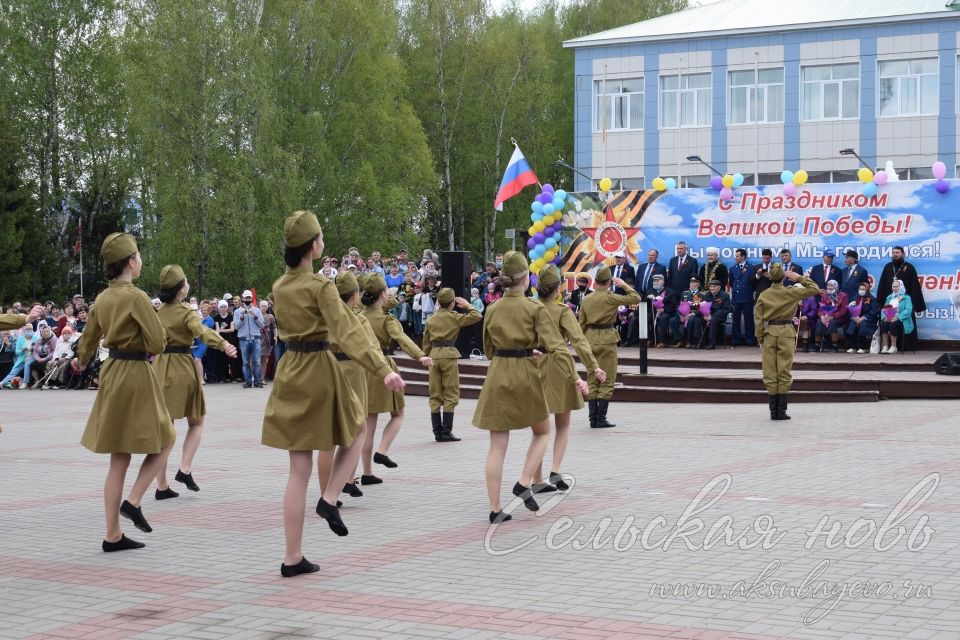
[494,144,539,211]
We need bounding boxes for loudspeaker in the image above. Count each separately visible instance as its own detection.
[441,251,472,299]
[934,352,960,375]
[440,250,477,355]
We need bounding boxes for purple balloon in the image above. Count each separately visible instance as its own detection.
[543,227,554,238]
[936,179,950,194]
[526,238,536,249]
[530,274,538,287]
[553,221,563,231]
[553,254,562,265]
[533,232,545,243]
[536,193,551,204]
[710,175,723,191]
[542,183,554,194]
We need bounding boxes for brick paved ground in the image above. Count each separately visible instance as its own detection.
[1,384,959,640]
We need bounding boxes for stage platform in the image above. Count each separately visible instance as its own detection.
[394,345,960,404]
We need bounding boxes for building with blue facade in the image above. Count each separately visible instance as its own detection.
[564,0,960,191]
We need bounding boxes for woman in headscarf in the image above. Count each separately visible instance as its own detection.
[879,278,913,354]
[813,279,848,353]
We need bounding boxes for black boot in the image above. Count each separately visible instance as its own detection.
[439,412,461,442]
[768,395,778,420]
[592,400,616,429]
[801,338,810,353]
[587,399,598,428]
[431,412,442,442]
[777,394,792,420]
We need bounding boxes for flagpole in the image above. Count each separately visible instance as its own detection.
[78,216,83,298]
[602,64,608,188]
[511,137,541,189]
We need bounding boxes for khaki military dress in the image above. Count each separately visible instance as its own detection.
[153,303,227,420]
[472,292,578,431]
[362,307,426,414]
[329,306,387,412]
[262,265,393,451]
[77,280,174,454]
[0,313,27,331]
[754,276,820,394]
[578,284,641,399]
[422,307,482,412]
[540,300,599,414]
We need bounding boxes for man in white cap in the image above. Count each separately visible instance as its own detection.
[233,289,265,388]
[610,250,635,295]
[698,247,728,296]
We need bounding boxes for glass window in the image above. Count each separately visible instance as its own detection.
[684,175,711,188]
[594,77,644,132]
[620,178,645,189]
[802,63,859,121]
[758,173,782,186]
[729,67,784,124]
[806,171,831,184]
[878,58,938,117]
[831,170,858,183]
[909,167,934,180]
[661,72,712,128]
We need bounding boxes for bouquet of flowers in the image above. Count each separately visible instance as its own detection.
[678,300,691,326]
[882,305,897,321]
[847,302,862,318]
[651,296,664,312]
[698,301,712,317]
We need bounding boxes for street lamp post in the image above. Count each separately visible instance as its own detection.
[686,155,723,176]
[839,148,872,170]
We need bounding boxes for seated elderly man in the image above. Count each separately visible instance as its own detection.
[647,274,678,347]
[703,278,732,350]
[844,283,879,353]
[798,294,819,353]
[670,276,707,349]
[813,279,849,352]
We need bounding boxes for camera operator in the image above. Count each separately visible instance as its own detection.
[233,290,265,388]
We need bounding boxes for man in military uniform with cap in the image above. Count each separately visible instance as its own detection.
[422,287,482,442]
[578,264,641,428]
[754,263,820,420]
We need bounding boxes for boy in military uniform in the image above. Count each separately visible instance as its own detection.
[422,287,482,442]
[754,264,820,420]
[578,264,641,428]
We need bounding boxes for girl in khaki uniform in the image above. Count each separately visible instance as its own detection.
[532,265,605,493]
[152,265,238,499]
[361,274,432,479]
[262,211,403,578]
[317,271,390,501]
[0,304,43,331]
[472,252,588,523]
[73,233,174,552]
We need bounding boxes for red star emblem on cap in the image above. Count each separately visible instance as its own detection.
[581,205,640,264]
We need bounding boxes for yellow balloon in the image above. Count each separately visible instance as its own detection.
[533,220,545,233]
[598,177,613,192]
[532,259,544,272]
[543,214,555,225]
[793,170,808,186]
[527,225,537,236]
[858,168,874,184]
[652,177,666,191]
[722,174,734,188]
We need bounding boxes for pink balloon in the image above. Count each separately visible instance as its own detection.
[874,170,888,186]
[932,162,947,180]
[719,187,734,201]
[783,183,797,197]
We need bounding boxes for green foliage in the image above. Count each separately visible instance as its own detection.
[0,0,685,301]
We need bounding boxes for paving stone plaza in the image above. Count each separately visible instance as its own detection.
[1,386,958,639]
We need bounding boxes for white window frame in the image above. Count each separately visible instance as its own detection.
[728,67,785,125]
[877,57,939,118]
[659,72,712,129]
[593,77,644,133]
[801,63,860,122]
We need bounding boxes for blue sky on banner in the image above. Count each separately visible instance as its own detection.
[630,181,960,340]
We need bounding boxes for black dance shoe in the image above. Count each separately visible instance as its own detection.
[360,475,383,485]
[489,511,512,524]
[373,452,398,468]
[315,498,348,536]
[342,481,363,497]
[102,534,145,552]
[512,482,540,511]
[120,500,152,533]
[154,487,179,500]
[175,469,200,492]
[549,472,570,492]
[280,556,319,578]
[532,482,557,494]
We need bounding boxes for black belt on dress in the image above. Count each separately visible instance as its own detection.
[494,349,534,358]
[108,349,150,361]
[534,346,550,354]
[163,345,192,354]
[333,352,351,361]
[382,348,394,356]
[431,340,455,347]
[286,340,330,352]
[587,323,615,330]
[766,320,794,325]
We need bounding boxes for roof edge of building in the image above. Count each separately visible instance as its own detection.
[563,10,960,50]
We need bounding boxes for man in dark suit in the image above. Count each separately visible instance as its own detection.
[778,248,803,277]
[704,278,732,349]
[647,274,678,346]
[609,251,635,294]
[570,274,592,315]
[635,248,668,343]
[810,248,842,290]
[753,248,775,299]
[839,249,870,301]
[729,248,756,346]
[667,241,698,294]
